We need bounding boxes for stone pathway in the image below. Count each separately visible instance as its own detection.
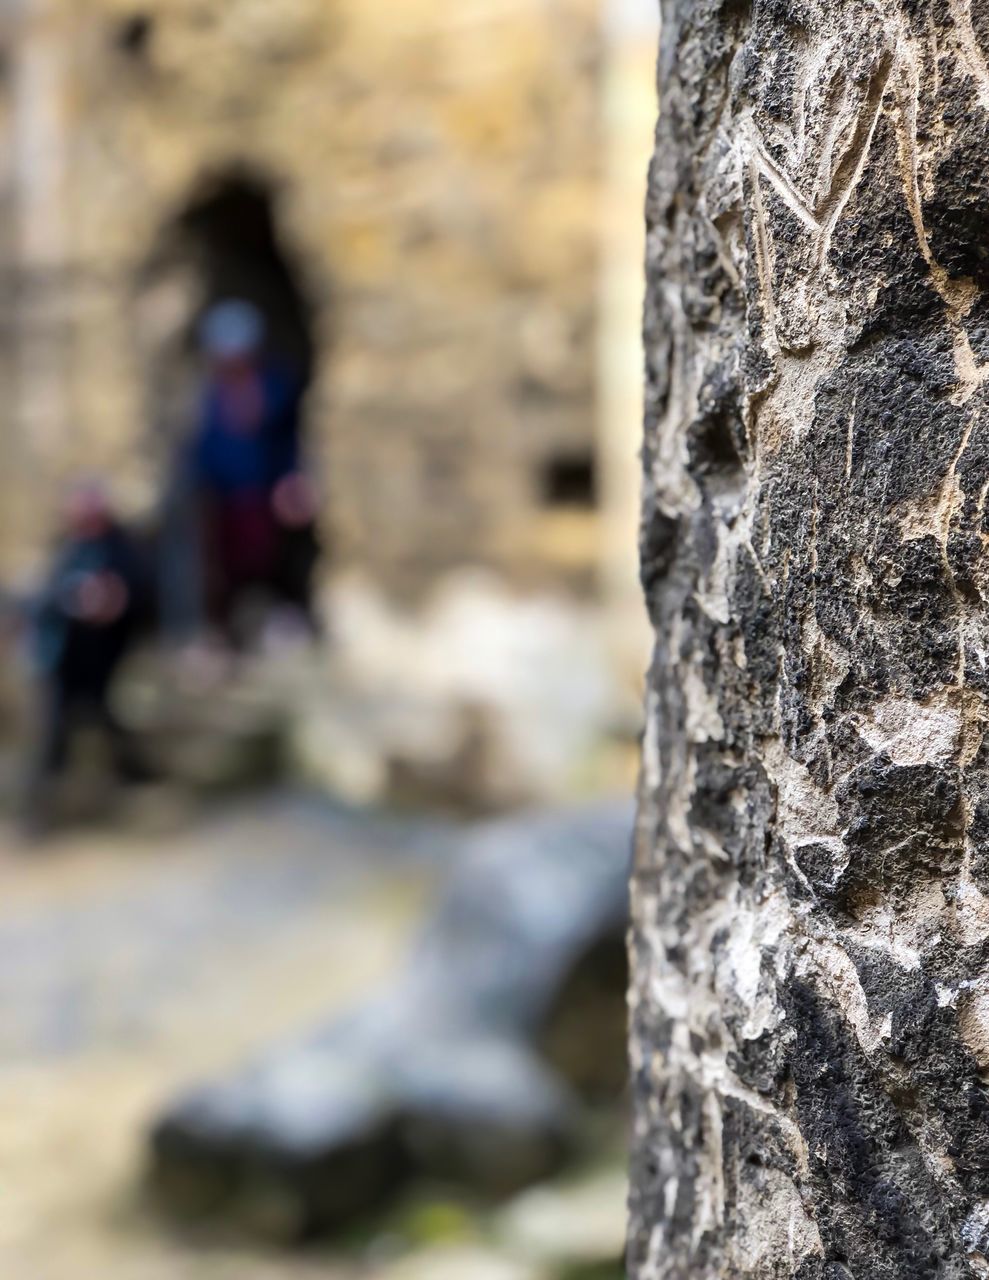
[0,793,444,1280]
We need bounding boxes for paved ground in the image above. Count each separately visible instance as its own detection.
[0,793,447,1280]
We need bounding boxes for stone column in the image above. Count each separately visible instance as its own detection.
[631,1,989,1275]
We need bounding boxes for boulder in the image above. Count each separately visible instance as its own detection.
[149,800,632,1238]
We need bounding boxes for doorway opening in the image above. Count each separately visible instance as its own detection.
[170,168,317,381]
[135,166,324,645]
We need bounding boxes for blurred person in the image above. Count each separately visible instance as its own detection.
[185,298,320,645]
[23,480,151,835]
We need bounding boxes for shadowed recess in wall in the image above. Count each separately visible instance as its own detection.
[137,166,322,397]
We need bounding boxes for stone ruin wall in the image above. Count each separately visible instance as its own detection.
[0,0,606,603]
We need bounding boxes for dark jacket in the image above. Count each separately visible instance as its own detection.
[32,524,147,687]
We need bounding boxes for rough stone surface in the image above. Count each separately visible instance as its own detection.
[631,2,989,1276]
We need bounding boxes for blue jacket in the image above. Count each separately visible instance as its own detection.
[194,363,304,497]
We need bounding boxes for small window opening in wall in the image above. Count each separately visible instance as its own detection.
[540,451,598,509]
[114,13,154,58]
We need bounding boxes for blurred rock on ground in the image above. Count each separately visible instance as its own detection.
[149,800,633,1241]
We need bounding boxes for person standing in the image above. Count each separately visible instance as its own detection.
[24,480,150,834]
[188,299,317,643]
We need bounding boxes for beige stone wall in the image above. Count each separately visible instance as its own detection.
[0,0,607,599]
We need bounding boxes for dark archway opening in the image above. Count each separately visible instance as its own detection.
[135,165,324,458]
[169,168,318,385]
[135,167,325,644]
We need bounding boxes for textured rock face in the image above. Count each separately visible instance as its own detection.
[631,1,989,1276]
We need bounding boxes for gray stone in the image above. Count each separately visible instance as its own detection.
[632,2,989,1276]
[150,801,632,1238]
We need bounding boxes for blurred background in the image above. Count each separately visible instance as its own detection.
[0,1,657,1277]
